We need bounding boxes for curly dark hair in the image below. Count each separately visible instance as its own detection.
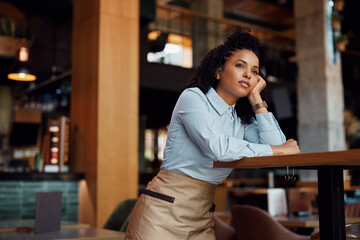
[182,29,267,124]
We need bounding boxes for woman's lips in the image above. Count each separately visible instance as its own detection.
[239,80,250,88]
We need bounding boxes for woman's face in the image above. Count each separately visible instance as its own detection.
[215,49,260,105]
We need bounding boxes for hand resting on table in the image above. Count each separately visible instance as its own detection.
[270,139,300,156]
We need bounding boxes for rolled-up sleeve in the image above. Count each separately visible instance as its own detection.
[244,112,286,146]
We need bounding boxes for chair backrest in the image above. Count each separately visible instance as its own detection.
[103,198,138,232]
[310,222,360,240]
[287,188,316,215]
[213,215,235,240]
[231,205,309,240]
[345,202,360,218]
[309,231,319,240]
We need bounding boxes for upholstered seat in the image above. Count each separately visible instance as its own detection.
[213,215,236,240]
[103,198,138,232]
[231,205,309,240]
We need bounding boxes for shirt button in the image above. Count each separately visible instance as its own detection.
[230,117,233,120]
[228,107,231,110]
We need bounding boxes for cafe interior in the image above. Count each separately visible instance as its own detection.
[1,0,360,239]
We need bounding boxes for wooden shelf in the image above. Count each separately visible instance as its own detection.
[0,36,29,57]
[16,70,71,98]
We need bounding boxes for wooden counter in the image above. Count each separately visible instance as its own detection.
[213,149,360,240]
[213,149,360,169]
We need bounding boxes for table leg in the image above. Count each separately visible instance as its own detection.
[317,167,346,240]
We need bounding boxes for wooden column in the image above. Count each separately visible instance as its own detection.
[71,0,139,227]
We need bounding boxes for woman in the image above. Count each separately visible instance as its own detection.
[125,29,300,240]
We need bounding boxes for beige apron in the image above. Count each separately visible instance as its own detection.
[125,169,217,240]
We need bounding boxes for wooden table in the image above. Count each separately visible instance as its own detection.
[0,220,89,232]
[0,220,124,239]
[275,215,360,228]
[214,149,360,240]
[229,185,360,196]
[229,186,320,197]
[0,227,125,240]
[214,211,360,229]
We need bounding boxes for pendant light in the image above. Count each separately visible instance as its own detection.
[7,47,37,81]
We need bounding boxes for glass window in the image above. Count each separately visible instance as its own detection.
[147,31,193,68]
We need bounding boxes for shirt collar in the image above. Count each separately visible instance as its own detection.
[206,87,235,115]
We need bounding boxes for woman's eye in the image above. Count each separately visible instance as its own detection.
[236,64,244,68]
[252,71,259,76]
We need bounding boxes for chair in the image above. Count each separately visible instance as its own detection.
[345,202,360,218]
[231,205,309,240]
[287,188,316,215]
[309,232,319,240]
[310,223,360,240]
[213,215,236,240]
[103,198,138,232]
[310,202,360,239]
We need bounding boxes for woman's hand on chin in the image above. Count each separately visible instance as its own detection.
[248,75,266,105]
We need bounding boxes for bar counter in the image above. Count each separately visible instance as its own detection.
[0,172,85,222]
[0,172,85,181]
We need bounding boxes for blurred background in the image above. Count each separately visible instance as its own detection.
[0,0,360,230]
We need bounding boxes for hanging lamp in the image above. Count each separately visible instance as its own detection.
[7,47,37,81]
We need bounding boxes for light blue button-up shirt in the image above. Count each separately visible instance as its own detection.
[161,87,286,184]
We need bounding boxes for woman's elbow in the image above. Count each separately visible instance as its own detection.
[203,150,223,160]
[203,146,228,161]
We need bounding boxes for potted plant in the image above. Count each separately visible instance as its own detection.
[331,11,344,30]
[334,0,345,11]
[334,34,348,52]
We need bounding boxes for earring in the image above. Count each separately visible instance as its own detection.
[215,68,221,79]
